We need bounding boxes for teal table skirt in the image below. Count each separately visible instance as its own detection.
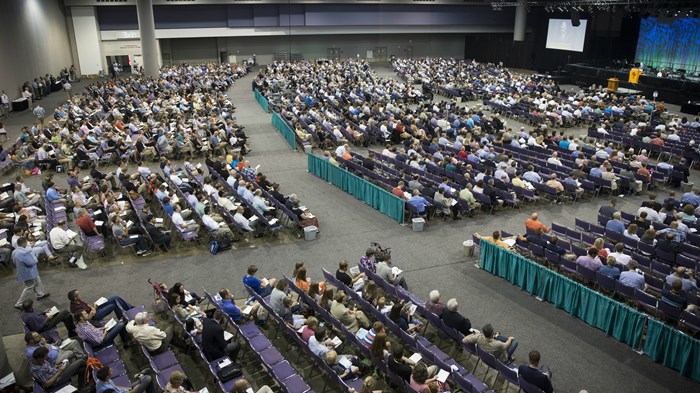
[307,153,404,223]
[271,111,297,150]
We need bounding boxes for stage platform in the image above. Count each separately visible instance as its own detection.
[565,63,700,106]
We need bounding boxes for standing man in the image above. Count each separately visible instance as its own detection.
[33,104,46,126]
[13,237,49,310]
[0,90,9,118]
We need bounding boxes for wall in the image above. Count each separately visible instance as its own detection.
[163,34,465,66]
[0,0,75,99]
[72,6,104,76]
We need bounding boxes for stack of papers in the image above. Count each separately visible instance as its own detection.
[95,297,109,306]
[436,369,450,383]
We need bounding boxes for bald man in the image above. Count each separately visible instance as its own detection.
[665,266,697,294]
[525,213,549,233]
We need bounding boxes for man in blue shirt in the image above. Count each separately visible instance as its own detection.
[605,212,625,234]
[45,182,66,204]
[242,264,276,297]
[619,261,645,290]
[219,288,242,322]
[407,190,431,217]
[162,197,174,217]
[681,189,700,207]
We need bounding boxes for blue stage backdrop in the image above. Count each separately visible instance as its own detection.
[635,17,700,72]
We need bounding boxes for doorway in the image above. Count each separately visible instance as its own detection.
[327,48,341,61]
[374,47,387,62]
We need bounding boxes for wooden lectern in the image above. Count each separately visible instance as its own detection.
[607,78,620,91]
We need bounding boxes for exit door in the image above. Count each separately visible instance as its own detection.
[327,48,341,61]
[374,47,387,62]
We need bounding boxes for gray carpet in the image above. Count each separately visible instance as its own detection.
[0,69,697,393]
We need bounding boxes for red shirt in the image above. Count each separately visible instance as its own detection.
[76,215,97,236]
[392,187,404,198]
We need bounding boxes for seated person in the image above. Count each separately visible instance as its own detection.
[325,350,362,381]
[336,259,365,290]
[185,318,203,346]
[21,299,76,338]
[662,279,694,312]
[126,311,174,355]
[75,310,130,349]
[243,264,277,297]
[169,282,202,306]
[331,291,371,333]
[425,290,446,317]
[165,371,196,393]
[576,247,603,271]
[68,289,132,321]
[202,310,241,362]
[308,326,336,357]
[96,364,154,393]
[375,254,408,289]
[25,331,86,364]
[169,293,205,321]
[463,323,519,363]
[598,256,621,280]
[518,350,553,393]
[388,303,421,334]
[233,379,273,393]
[441,298,472,336]
[299,316,318,343]
[30,347,87,390]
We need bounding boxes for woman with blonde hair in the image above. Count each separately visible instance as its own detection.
[165,371,195,393]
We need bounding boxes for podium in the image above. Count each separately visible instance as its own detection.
[607,78,620,92]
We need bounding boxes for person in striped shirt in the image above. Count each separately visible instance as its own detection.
[361,321,385,348]
[75,310,129,349]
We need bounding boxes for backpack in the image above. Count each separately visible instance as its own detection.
[84,357,103,383]
[209,238,232,255]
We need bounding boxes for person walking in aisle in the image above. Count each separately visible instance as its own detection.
[14,237,50,310]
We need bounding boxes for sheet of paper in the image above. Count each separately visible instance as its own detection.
[269,218,279,225]
[46,306,60,318]
[249,216,259,222]
[355,328,368,341]
[104,318,117,331]
[436,369,450,383]
[83,176,90,182]
[391,266,403,276]
[217,358,232,369]
[59,338,74,349]
[155,218,164,223]
[349,266,360,275]
[223,331,233,341]
[54,384,77,393]
[408,304,417,316]
[408,353,423,363]
[0,373,16,389]
[95,297,109,306]
[200,388,209,393]
[0,239,8,247]
[95,221,104,226]
[129,235,139,239]
[331,336,343,348]
[242,305,253,315]
[185,294,193,303]
[338,356,353,369]
[503,238,516,247]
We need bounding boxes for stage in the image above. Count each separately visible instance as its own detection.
[564,63,700,106]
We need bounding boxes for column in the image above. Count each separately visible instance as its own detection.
[136,0,159,77]
[513,2,527,42]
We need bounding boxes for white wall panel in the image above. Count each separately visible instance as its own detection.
[72,6,104,75]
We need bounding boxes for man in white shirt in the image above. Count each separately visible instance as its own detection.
[308,326,335,357]
[547,152,563,166]
[171,205,199,233]
[252,190,273,216]
[48,220,87,269]
[233,206,256,233]
[217,191,236,212]
[202,207,233,241]
[608,243,632,266]
[126,312,172,355]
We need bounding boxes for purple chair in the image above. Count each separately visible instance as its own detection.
[658,300,682,325]
[577,264,596,284]
[518,374,546,393]
[495,360,519,390]
[651,261,672,277]
[477,345,502,382]
[680,310,700,335]
[561,258,578,277]
[635,289,659,316]
[655,248,676,265]
[155,364,184,390]
[615,281,636,304]
[595,271,616,294]
[148,350,179,372]
[676,254,697,270]
[644,274,664,294]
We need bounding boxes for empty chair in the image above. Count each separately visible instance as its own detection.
[635,289,659,316]
[615,281,636,304]
[658,300,683,325]
[596,271,616,294]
